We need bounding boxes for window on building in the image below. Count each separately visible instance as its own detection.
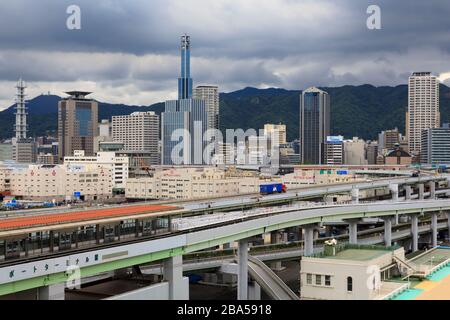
[306,273,312,285]
[347,277,353,292]
[325,275,331,286]
[315,275,321,286]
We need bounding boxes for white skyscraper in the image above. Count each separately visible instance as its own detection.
[193,85,219,132]
[406,72,440,157]
[112,112,160,164]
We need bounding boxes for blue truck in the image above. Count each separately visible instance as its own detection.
[260,183,287,195]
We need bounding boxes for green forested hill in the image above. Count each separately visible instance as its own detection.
[1,84,449,141]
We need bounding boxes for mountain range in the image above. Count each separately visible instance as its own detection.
[1,84,449,141]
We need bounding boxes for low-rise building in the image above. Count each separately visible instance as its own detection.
[8,163,113,201]
[281,168,359,188]
[384,145,412,166]
[420,125,450,165]
[64,151,129,191]
[126,167,263,200]
[300,244,408,300]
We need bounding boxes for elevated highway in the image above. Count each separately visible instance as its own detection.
[0,199,449,298]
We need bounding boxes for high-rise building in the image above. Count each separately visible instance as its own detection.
[406,72,440,157]
[264,124,287,145]
[112,112,160,165]
[178,34,193,100]
[162,99,207,165]
[323,136,344,165]
[162,35,208,165]
[300,87,330,164]
[420,124,450,165]
[194,86,219,133]
[58,91,98,162]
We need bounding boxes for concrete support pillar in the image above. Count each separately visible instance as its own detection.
[351,188,359,204]
[37,283,65,300]
[270,231,284,271]
[304,225,315,256]
[238,239,249,300]
[447,212,450,241]
[429,182,436,199]
[163,255,188,300]
[390,184,399,202]
[383,217,393,247]
[418,184,425,200]
[411,215,419,252]
[248,281,261,300]
[348,221,358,244]
[263,233,271,245]
[431,212,438,248]
[405,185,412,201]
[313,229,320,240]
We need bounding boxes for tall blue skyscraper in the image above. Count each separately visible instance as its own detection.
[178,34,193,99]
[162,35,208,165]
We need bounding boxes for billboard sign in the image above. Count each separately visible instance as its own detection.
[326,136,344,143]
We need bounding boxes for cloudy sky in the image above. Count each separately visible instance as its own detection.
[0,0,450,110]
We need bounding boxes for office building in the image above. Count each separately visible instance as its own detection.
[37,153,58,165]
[420,124,450,165]
[162,35,208,165]
[264,124,287,145]
[323,136,344,165]
[194,85,219,134]
[162,99,208,165]
[378,128,400,152]
[300,87,330,164]
[94,119,113,153]
[213,142,234,165]
[58,91,98,162]
[406,72,440,157]
[12,139,37,164]
[344,137,367,165]
[0,143,13,161]
[64,150,129,191]
[112,112,160,165]
[365,141,379,165]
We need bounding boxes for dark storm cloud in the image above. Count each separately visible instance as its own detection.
[0,0,449,109]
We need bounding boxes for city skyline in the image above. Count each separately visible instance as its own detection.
[1,1,450,110]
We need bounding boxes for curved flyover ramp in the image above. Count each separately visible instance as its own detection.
[247,256,300,300]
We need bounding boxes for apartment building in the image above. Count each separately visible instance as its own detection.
[112,112,160,165]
